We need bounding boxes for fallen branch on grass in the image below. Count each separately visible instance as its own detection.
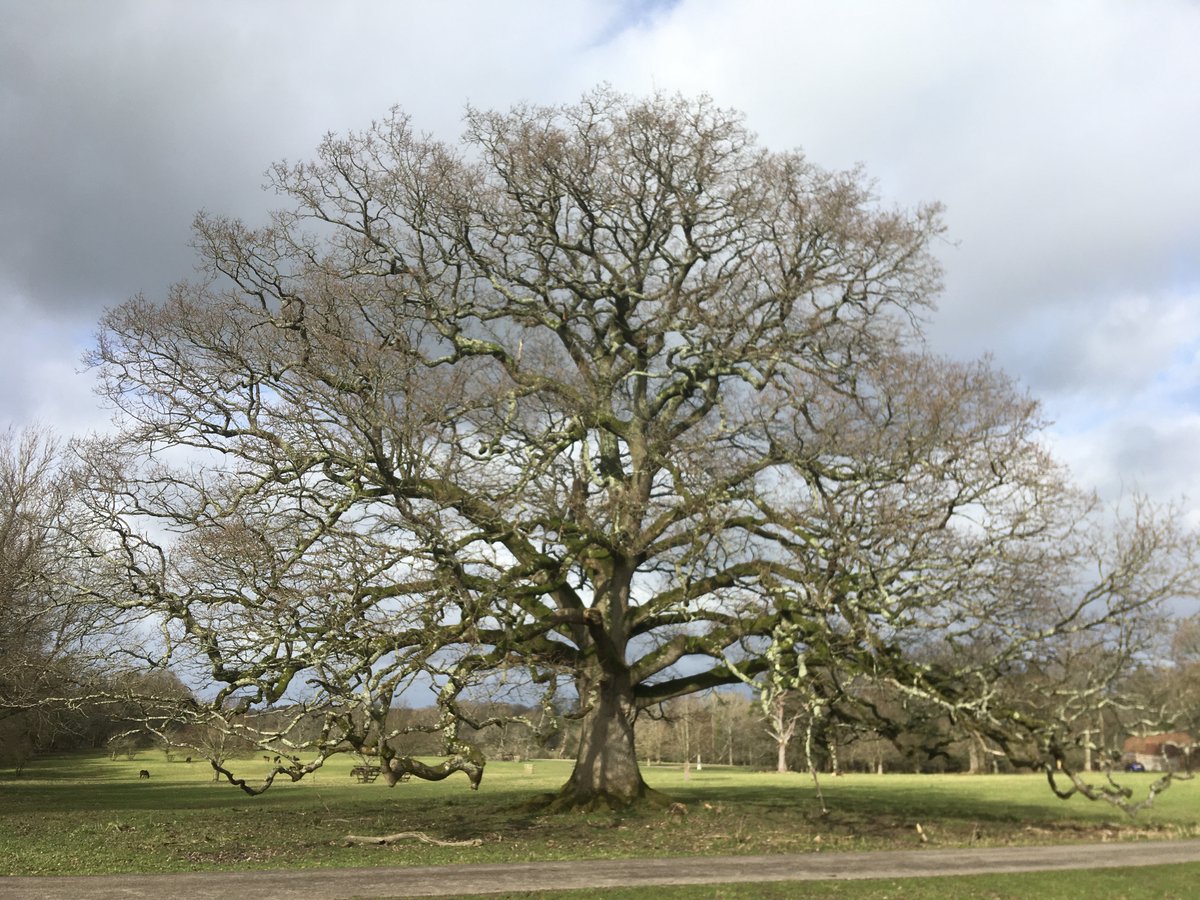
[343,831,482,847]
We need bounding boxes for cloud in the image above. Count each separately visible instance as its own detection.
[0,0,615,430]
[3,0,1199,518]
[0,0,616,317]
[1050,413,1200,524]
[0,292,105,434]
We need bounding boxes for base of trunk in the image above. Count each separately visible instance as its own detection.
[554,674,657,809]
[536,777,673,812]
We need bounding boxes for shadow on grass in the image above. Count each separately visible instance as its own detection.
[659,771,1188,827]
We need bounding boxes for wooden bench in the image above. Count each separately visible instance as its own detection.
[350,764,410,783]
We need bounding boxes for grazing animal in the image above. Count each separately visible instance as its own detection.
[184,757,192,763]
[138,770,150,779]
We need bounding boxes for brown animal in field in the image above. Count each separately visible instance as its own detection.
[138,769,150,779]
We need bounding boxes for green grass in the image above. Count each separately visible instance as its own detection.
[425,863,1200,899]
[2,753,1198,877]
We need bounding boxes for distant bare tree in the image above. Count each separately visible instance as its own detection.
[0,427,116,730]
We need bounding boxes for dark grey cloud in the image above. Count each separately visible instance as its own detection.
[0,0,628,317]
[3,3,269,313]
[1,0,613,430]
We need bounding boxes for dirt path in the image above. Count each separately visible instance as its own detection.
[5,839,1200,899]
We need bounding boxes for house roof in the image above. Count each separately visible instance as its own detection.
[1122,732,1195,755]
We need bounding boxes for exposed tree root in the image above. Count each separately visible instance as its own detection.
[343,831,482,847]
[531,781,676,813]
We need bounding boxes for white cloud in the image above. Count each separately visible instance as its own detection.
[0,292,105,435]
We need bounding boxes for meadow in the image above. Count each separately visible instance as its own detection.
[460,866,1200,900]
[2,752,1198,882]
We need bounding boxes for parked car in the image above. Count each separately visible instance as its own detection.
[1125,761,1146,772]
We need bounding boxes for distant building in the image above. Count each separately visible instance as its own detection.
[1121,732,1195,772]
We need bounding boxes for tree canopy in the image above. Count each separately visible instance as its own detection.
[83,88,1200,810]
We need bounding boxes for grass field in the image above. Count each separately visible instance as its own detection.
[448,864,1200,899]
[1,752,1197,880]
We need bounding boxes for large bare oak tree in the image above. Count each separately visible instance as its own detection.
[83,89,1199,810]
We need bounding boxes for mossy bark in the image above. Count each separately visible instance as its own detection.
[383,747,484,790]
[550,668,665,810]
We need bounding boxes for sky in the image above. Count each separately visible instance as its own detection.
[3,0,1199,519]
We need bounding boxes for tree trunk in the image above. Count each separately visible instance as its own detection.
[769,694,795,773]
[968,732,983,774]
[553,670,655,810]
